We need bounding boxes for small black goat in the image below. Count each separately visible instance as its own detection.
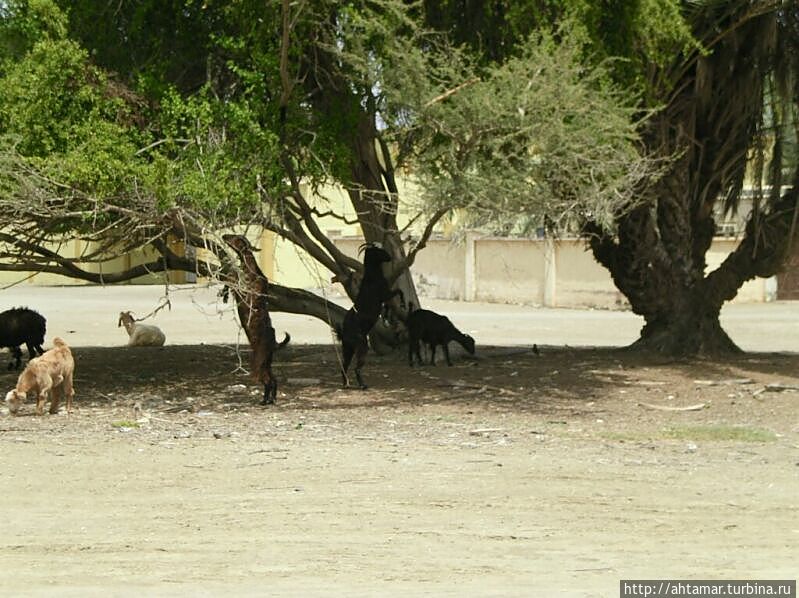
[406,303,475,367]
[336,244,403,389]
[0,307,46,370]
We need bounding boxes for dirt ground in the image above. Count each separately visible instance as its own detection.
[1,336,798,597]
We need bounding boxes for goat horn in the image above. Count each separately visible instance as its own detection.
[358,241,383,255]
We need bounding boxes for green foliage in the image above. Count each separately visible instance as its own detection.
[422,0,697,99]
[0,0,690,292]
[51,120,143,196]
[0,0,67,63]
[55,0,366,196]
[147,87,285,213]
[0,35,150,209]
[0,39,124,156]
[58,0,222,95]
[0,27,286,238]
[373,27,657,234]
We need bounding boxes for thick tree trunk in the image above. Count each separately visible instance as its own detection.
[589,184,797,357]
[299,26,420,352]
[345,113,419,353]
[347,114,419,308]
[585,8,798,358]
[630,292,740,356]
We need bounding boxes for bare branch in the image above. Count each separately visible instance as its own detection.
[424,77,480,107]
[389,207,448,282]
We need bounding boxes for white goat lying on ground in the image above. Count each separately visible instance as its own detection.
[6,336,75,415]
[118,311,166,347]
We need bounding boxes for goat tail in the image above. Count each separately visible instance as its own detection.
[277,332,291,350]
[52,337,67,348]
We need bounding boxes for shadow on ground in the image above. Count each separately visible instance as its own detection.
[3,344,796,421]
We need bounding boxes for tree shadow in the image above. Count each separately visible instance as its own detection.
[3,343,795,417]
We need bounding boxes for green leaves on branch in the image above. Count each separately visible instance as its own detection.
[150,88,285,214]
[0,35,149,210]
[0,0,67,61]
[378,30,661,235]
[0,35,285,224]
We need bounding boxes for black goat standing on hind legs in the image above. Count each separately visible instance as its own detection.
[222,234,290,405]
[336,244,404,389]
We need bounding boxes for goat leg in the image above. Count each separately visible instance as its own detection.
[409,339,424,367]
[9,346,22,370]
[35,390,48,416]
[25,341,39,362]
[341,343,355,387]
[353,342,369,390]
[354,367,367,390]
[49,385,62,414]
[260,379,277,406]
[443,343,453,366]
[48,374,65,414]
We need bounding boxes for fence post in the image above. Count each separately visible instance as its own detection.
[259,229,276,280]
[464,231,477,301]
[543,236,556,307]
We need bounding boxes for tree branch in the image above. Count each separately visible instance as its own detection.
[389,207,448,283]
[704,184,798,305]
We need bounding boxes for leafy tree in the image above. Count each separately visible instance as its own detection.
[0,0,67,60]
[586,1,799,355]
[0,0,659,347]
[427,0,799,356]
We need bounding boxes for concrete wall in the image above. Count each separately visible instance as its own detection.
[554,240,628,309]
[331,235,773,309]
[0,238,181,287]
[474,238,546,304]
[1,228,772,309]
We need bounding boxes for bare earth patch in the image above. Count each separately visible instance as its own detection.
[1,344,797,596]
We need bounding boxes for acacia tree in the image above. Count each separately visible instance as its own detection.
[0,0,437,333]
[0,0,658,341]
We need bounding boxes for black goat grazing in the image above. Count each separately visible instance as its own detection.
[223,234,290,405]
[406,303,475,366]
[336,244,404,389]
[0,307,46,370]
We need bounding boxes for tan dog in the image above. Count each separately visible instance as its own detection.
[5,337,75,415]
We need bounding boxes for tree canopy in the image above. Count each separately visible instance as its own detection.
[0,0,654,329]
[1,0,795,357]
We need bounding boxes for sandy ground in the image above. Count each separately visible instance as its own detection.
[0,285,798,597]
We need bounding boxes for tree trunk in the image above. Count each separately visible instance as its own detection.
[299,26,421,351]
[586,8,799,358]
[629,292,740,356]
[345,113,419,353]
[589,185,798,357]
